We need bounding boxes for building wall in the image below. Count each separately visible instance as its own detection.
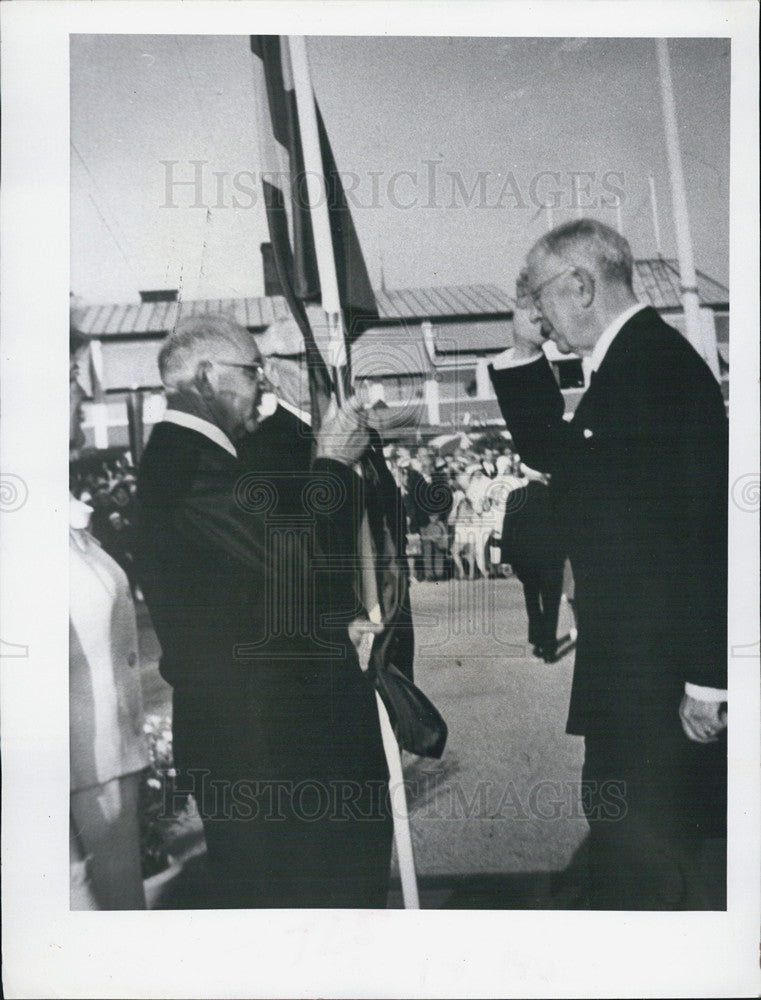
[85,305,728,449]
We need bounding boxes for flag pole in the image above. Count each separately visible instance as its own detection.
[655,39,720,380]
[286,33,420,909]
[287,36,348,403]
[648,174,663,255]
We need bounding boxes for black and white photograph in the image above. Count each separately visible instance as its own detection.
[1,3,759,998]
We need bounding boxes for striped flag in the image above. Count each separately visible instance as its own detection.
[249,36,444,908]
[250,33,438,732]
[250,35,378,423]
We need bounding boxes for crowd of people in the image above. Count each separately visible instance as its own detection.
[385,442,519,581]
[68,218,728,913]
[70,456,141,596]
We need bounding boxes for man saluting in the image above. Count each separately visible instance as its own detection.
[489,219,727,909]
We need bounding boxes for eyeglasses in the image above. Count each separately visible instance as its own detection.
[215,360,266,381]
[528,267,575,307]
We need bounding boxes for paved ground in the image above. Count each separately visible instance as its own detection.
[137,575,592,909]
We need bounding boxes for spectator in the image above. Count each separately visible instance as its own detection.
[69,322,149,910]
[501,464,565,662]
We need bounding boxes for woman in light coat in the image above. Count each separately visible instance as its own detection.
[70,325,149,909]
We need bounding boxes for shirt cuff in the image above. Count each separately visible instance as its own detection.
[684,682,728,702]
[490,347,543,371]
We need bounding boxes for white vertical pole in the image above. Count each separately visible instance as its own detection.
[615,199,623,235]
[287,34,419,906]
[287,35,347,388]
[656,39,717,375]
[648,175,663,255]
[375,692,420,909]
[545,203,554,231]
[424,376,441,425]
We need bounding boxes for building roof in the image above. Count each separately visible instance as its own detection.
[78,261,727,339]
[79,282,515,338]
[431,319,514,354]
[350,327,434,377]
[632,258,728,310]
[373,283,514,319]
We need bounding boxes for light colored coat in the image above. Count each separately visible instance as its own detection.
[70,499,148,791]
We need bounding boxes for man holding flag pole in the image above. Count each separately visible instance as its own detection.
[250,34,428,909]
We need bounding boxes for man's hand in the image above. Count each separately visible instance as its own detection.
[679,694,728,743]
[348,618,384,671]
[314,396,369,466]
[511,305,546,361]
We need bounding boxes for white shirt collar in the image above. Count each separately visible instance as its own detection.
[590,302,648,373]
[277,398,312,426]
[70,494,93,529]
[162,409,238,457]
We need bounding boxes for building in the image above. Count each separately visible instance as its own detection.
[74,257,728,452]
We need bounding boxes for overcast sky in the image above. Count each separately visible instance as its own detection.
[70,35,730,305]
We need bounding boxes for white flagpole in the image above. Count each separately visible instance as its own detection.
[375,692,420,909]
[287,36,348,400]
[286,33,420,909]
[648,175,663,255]
[656,39,719,380]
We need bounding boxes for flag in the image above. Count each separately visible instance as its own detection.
[250,33,439,717]
[250,37,443,908]
[250,35,378,423]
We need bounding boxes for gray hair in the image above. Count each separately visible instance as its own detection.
[530,218,634,290]
[158,313,249,390]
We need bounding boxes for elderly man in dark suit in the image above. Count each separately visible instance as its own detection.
[489,219,727,909]
[134,314,392,908]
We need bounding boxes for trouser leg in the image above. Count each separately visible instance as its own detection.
[70,773,146,910]
[172,675,393,908]
[539,558,565,656]
[521,576,542,648]
[421,538,434,581]
[581,734,725,910]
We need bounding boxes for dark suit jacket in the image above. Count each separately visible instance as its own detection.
[500,478,564,579]
[133,411,391,787]
[135,413,363,685]
[237,409,415,683]
[490,307,728,738]
[134,408,398,907]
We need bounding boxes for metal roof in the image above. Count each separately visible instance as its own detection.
[373,283,514,319]
[350,328,434,377]
[78,263,727,338]
[79,283,516,337]
[431,319,514,354]
[633,259,728,310]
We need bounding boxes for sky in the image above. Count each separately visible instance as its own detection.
[70,35,731,305]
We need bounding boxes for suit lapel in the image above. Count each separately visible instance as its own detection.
[571,307,658,435]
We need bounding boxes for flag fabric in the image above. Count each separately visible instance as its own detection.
[250,35,378,418]
[249,33,421,696]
